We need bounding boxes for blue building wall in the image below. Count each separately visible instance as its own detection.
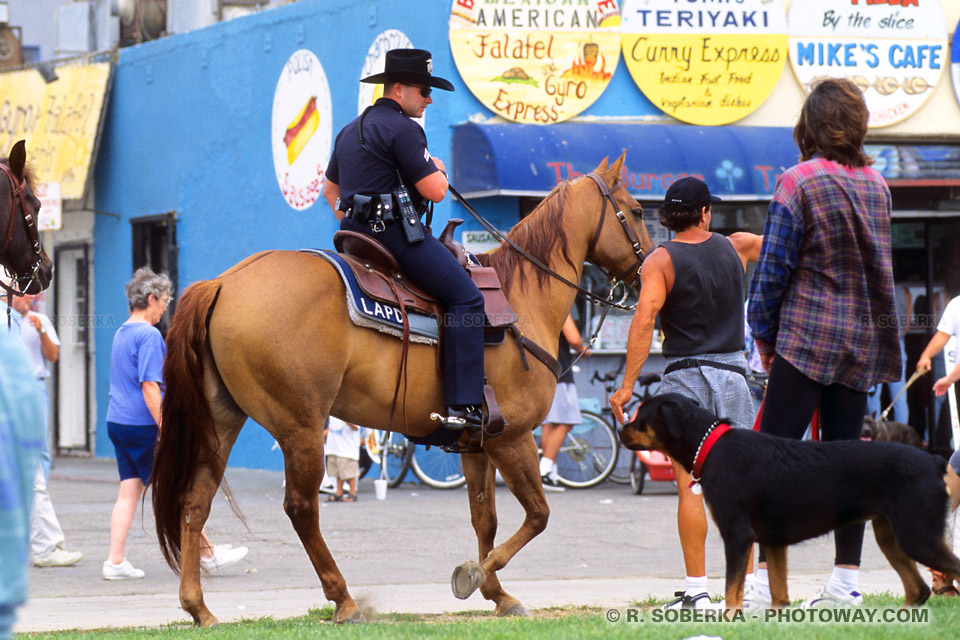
[91,0,662,469]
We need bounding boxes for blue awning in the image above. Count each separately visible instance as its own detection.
[452,122,799,201]
[452,122,960,200]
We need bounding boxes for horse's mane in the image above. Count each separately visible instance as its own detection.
[476,180,575,296]
[0,156,36,190]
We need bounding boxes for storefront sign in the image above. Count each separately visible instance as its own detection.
[788,0,947,128]
[270,49,333,211]
[449,0,622,124]
[35,182,62,231]
[461,229,501,254]
[621,0,787,126]
[0,63,110,200]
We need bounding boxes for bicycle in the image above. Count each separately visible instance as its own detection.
[359,429,413,488]
[359,429,468,489]
[588,369,663,494]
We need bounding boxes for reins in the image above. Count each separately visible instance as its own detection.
[447,174,645,313]
[447,173,648,379]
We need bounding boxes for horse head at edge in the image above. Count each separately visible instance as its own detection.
[1,140,53,295]
[584,151,654,289]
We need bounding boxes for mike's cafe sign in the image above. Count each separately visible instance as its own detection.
[449,0,621,124]
[788,0,948,128]
[620,0,788,126]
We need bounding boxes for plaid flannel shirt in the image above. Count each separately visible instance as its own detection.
[748,157,901,390]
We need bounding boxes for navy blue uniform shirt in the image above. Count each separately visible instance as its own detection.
[326,98,438,211]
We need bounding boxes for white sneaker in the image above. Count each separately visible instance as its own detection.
[742,581,772,612]
[801,586,863,608]
[102,558,145,580]
[34,547,83,567]
[661,590,714,610]
[541,475,565,493]
[200,544,249,571]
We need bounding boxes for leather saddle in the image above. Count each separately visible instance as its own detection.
[332,219,517,329]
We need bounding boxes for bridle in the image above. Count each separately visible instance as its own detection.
[0,161,44,297]
[585,172,647,292]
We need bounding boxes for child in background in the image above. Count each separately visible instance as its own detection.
[324,417,361,503]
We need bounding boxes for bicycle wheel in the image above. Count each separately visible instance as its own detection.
[608,440,634,484]
[373,430,413,488]
[554,411,618,488]
[410,445,466,489]
[629,454,646,495]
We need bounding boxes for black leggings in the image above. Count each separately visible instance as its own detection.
[758,355,868,567]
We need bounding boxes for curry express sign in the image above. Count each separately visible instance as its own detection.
[449,0,621,124]
[621,0,788,125]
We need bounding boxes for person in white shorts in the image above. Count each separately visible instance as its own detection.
[539,315,588,493]
[324,417,361,502]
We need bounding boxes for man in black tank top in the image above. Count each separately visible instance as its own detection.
[609,177,762,610]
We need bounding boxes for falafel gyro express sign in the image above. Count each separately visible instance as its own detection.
[788,0,947,128]
[449,0,622,124]
[620,0,787,126]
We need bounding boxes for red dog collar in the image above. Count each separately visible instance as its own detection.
[691,422,732,481]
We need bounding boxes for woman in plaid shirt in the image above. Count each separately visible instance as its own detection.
[747,78,901,609]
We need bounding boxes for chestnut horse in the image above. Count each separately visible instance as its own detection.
[152,154,653,626]
[1,141,53,295]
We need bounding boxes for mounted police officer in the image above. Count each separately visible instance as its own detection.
[323,48,484,432]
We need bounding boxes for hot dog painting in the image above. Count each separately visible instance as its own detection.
[284,95,319,166]
[271,49,332,211]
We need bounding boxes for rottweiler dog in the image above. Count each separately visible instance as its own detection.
[621,393,960,610]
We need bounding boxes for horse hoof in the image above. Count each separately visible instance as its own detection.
[497,602,529,617]
[451,561,486,600]
[198,615,219,628]
[335,610,366,624]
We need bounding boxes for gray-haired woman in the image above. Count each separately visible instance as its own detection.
[103,268,248,579]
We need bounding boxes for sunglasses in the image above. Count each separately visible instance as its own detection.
[407,84,432,99]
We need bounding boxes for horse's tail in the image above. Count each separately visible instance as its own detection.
[151,278,224,574]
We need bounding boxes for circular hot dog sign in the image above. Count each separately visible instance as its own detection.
[271,49,333,211]
[788,0,947,128]
[449,0,621,124]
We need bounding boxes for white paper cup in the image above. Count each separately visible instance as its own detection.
[374,478,388,501]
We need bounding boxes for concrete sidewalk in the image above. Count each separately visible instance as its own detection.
[15,456,905,632]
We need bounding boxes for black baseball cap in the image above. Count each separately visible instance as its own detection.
[664,177,721,209]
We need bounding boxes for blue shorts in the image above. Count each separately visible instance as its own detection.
[950,449,960,476]
[107,422,158,483]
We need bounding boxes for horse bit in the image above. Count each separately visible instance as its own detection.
[0,161,44,298]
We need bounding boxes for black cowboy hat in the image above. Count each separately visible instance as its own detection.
[360,48,455,92]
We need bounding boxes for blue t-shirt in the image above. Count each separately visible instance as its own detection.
[106,321,166,425]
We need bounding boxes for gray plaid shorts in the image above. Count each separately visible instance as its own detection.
[659,351,756,430]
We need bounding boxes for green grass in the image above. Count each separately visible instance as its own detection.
[21,596,960,640]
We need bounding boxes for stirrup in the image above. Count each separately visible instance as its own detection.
[430,406,483,431]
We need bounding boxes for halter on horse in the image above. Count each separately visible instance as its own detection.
[0,141,53,298]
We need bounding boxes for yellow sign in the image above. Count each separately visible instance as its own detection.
[449,0,622,124]
[621,0,787,126]
[0,63,111,200]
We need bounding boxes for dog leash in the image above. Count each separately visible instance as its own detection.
[878,369,926,423]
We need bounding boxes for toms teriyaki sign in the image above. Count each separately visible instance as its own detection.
[449,0,621,124]
[788,0,947,128]
[621,0,788,125]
